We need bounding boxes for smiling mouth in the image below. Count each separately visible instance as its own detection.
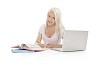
[48,21,52,23]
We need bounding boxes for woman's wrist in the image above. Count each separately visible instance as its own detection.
[51,44,62,48]
[36,42,44,48]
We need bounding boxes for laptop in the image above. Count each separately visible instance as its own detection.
[51,30,88,52]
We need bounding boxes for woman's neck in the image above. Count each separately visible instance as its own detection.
[47,25,55,28]
[47,25,55,31]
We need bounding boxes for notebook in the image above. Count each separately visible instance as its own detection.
[11,48,44,53]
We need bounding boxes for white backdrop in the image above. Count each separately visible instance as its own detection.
[0,0,100,67]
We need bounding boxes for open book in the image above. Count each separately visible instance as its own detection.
[11,43,49,53]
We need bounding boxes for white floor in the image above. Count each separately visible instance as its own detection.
[0,43,100,67]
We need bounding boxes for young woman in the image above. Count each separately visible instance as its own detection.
[12,8,65,49]
[35,8,65,48]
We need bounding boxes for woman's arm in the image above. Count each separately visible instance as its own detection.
[35,32,44,48]
[53,44,62,48]
[46,44,62,48]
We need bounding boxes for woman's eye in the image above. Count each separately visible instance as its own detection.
[53,17,55,19]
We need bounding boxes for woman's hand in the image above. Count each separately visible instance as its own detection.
[36,43,45,48]
[46,44,62,48]
[39,44,45,48]
[36,40,45,48]
[46,44,54,48]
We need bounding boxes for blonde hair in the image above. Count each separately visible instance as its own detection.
[46,8,65,44]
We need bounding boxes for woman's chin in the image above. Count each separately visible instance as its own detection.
[48,23,53,26]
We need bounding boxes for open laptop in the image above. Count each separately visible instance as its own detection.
[51,30,88,52]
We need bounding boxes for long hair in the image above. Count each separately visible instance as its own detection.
[46,8,65,44]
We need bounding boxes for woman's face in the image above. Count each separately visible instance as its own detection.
[47,11,56,26]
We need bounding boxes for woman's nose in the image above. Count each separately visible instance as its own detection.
[48,17,52,21]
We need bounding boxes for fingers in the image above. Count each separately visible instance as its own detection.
[46,44,53,48]
[39,44,45,48]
